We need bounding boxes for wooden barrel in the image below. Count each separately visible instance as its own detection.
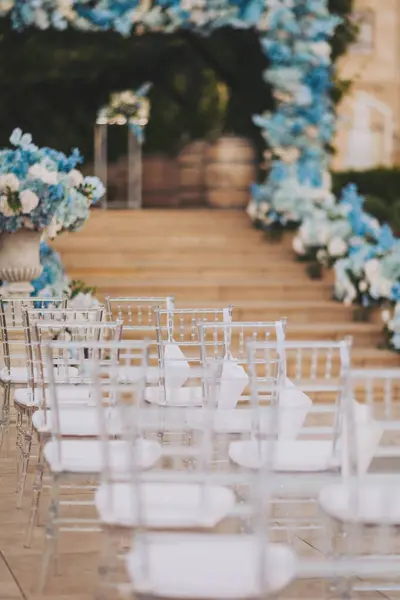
[205,136,256,208]
[177,141,209,207]
[142,154,179,207]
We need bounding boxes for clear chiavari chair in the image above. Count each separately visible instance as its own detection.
[0,297,67,452]
[191,321,286,431]
[318,368,400,597]
[13,307,103,507]
[149,306,234,407]
[120,362,298,600]
[34,336,160,592]
[228,339,353,554]
[105,296,174,383]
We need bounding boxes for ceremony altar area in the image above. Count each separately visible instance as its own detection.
[0,1,399,600]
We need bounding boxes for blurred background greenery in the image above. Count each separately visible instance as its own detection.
[0,0,354,167]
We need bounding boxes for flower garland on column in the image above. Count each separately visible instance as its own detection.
[247,0,340,231]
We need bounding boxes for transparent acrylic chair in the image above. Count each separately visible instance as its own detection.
[150,306,234,407]
[318,368,400,596]
[35,335,164,593]
[105,296,175,383]
[122,361,298,600]
[13,307,103,507]
[228,339,353,553]
[24,319,123,539]
[93,358,257,599]
[0,297,67,452]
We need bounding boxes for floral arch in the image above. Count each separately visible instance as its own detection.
[1,0,340,219]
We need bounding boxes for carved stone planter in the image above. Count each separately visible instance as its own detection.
[0,230,42,296]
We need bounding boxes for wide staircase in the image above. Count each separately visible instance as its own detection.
[53,209,399,369]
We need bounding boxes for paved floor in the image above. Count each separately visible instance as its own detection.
[0,416,399,600]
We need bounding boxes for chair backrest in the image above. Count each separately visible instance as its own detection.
[112,364,288,597]
[198,319,286,367]
[26,319,123,410]
[105,296,175,336]
[0,297,67,373]
[348,368,400,469]
[244,338,352,470]
[44,339,150,457]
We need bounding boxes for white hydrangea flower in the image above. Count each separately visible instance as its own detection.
[311,41,331,57]
[29,164,58,185]
[19,189,40,214]
[68,169,84,187]
[0,195,16,217]
[364,259,381,283]
[69,292,100,310]
[327,237,347,257]
[377,277,393,299]
[0,173,20,191]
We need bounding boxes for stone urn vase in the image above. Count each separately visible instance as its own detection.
[0,230,42,296]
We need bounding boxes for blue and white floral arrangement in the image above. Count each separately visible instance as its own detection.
[247,0,341,231]
[96,84,152,144]
[0,128,105,237]
[32,242,99,308]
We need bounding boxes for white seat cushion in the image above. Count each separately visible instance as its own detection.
[319,480,400,525]
[125,534,296,598]
[1,365,78,384]
[145,386,203,407]
[95,483,235,528]
[14,384,92,408]
[44,438,161,474]
[229,440,341,472]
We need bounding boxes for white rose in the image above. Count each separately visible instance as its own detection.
[292,236,305,255]
[358,280,368,292]
[364,259,381,283]
[0,173,19,191]
[35,7,50,28]
[68,169,84,187]
[382,309,391,324]
[311,41,331,58]
[19,189,40,214]
[0,195,16,217]
[327,237,347,257]
[317,249,327,262]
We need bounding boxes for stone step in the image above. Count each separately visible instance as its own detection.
[81,278,334,301]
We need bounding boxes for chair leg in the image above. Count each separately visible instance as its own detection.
[24,437,45,548]
[38,473,60,595]
[0,384,11,455]
[16,413,33,509]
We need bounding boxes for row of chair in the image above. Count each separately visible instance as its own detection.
[0,295,399,598]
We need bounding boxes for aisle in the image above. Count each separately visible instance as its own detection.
[55,209,398,368]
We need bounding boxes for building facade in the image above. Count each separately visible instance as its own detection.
[333,0,400,170]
